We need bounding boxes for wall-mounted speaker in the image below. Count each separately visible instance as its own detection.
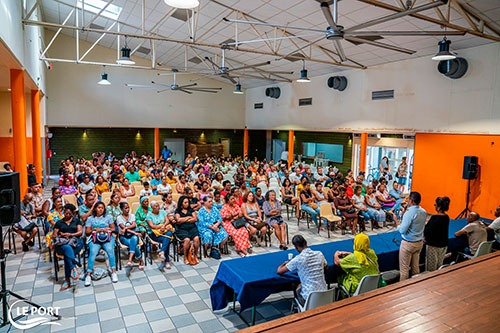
[462,156,478,180]
[437,57,468,79]
[265,87,281,99]
[327,76,348,91]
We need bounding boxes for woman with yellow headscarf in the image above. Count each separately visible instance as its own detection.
[334,233,379,294]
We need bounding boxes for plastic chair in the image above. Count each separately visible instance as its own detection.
[101,191,112,203]
[130,202,140,214]
[172,193,181,204]
[458,240,494,260]
[295,288,336,313]
[257,183,269,195]
[339,274,381,298]
[62,194,77,207]
[131,181,142,188]
[319,203,342,238]
[133,185,144,195]
[126,196,140,206]
[149,195,163,203]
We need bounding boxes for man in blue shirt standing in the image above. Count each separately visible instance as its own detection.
[396,191,426,281]
[161,145,173,160]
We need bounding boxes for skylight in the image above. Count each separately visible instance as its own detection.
[77,0,122,21]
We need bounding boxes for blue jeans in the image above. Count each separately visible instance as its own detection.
[87,238,116,273]
[119,235,142,259]
[148,232,172,262]
[359,209,371,221]
[55,239,84,280]
[301,204,320,225]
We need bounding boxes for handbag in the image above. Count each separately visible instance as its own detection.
[209,247,221,260]
[151,224,174,237]
[92,230,112,244]
[231,217,247,229]
[308,202,319,210]
[54,236,79,247]
[346,207,356,214]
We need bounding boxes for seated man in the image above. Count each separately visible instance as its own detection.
[487,205,500,245]
[277,235,328,306]
[388,181,405,213]
[454,212,487,256]
[13,193,39,251]
[334,233,379,295]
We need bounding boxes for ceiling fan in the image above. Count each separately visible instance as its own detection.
[125,69,222,94]
[223,0,465,63]
[197,48,294,84]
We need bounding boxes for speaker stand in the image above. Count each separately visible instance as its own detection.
[455,179,472,220]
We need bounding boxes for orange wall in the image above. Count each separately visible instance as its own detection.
[0,137,34,168]
[412,133,500,219]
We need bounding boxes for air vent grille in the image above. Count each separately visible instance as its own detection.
[372,90,394,100]
[136,46,151,55]
[254,103,263,109]
[188,57,202,64]
[299,98,312,106]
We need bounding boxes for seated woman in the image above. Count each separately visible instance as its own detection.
[59,178,77,195]
[352,185,376,230]
[84,201,118,286]
[197,196,229,257]
[46,196,64,235]
[211,172,224,191]
[365,185,386,228]
[134,196,151,235]
[161,192,177,222]
[281,178,300,219]
[94,175,109,199]
[254,187,266,210]
[334,233,379,295]
[147,200,174,270]
[263,190,287,250]
[213,190,224,211]
[313,182,328,207]
[220,193,251,257]
[241,191,264,245]
[198,181,212,202]
[334,186,360,235]
[256,167,269,186]
[176,174,190,194]
[106,192,122,223]
[300,182,321,227]
[174,196,201,265]
[119,178,136,202]
[117,202,144,272]
[166,171,177,185]
[52,203,83,291]
[375,184,397,220]
[78,175,95,198]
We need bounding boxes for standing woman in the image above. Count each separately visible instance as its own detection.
[117,202,144,271]
[53,204,83,291]
[84,201,118,286]
[174,196,201,264]
[147,201,174,270]
[220,193,251,257]
[379,156,390,175]
[263,190,287,250]
[397,157,408,192]
[197,196,229,256]
[424,197,450,271]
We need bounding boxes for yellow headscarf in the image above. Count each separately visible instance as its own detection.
[353,233,373,266]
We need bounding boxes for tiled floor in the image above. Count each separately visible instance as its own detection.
[0,182,394,332]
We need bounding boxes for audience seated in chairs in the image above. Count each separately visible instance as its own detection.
[335,186,360,235]
[106,192,122,223]
[334,233,379,296]
[59,178,77,195]
[174,196,201,265]
[263,190,287,250]
[46,196,64,235]
[146,200,173,271]
[221,193,251,257]
[135,196,151,235]
[119,178,136,202]
[241,191,264,245]
[117,202,144,274]
[487,205,500,247]
[281,178,300,219]
[79,192,96,224]
[424,196,450,271]
[197,196,229,257]
[454,212,487,257]
[300,182,321,227]
[84,201,118,286]
[52,203,83,291]
[13,193,39,252]
[364,185,385,229]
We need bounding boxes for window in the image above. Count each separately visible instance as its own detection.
[77,0,122,20]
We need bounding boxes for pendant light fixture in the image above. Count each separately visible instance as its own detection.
[164,0,199,9]
[296,60,311,83]
[117,36,135,65]
[233,80,244,94]
[432,37,456,61]
[98,66,111,85]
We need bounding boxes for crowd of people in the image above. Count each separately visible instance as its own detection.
[10,150,499,296]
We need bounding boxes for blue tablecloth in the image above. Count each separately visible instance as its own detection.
[210,218,469,311]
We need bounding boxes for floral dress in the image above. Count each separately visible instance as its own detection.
[197,206,228,246]
[220,204,250,252]
[135,206,152,233]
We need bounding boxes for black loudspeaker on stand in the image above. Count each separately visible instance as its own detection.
[456,156,478,219]
[0,172,60,327]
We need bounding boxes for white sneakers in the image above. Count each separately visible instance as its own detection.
[111,272,118,283]
[84,275,92,287]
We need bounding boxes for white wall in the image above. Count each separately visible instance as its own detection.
[46,34,246,129]
[245,43,500,134]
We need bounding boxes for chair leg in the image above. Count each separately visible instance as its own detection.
[53,249,59,282]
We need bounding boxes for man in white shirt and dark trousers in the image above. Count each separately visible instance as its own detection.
[396,192,427,281]
[277,235,327,305]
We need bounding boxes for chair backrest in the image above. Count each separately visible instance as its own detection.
[302,288,335,311]
[131,181,142,187]
[133,185,144,194]
[172,193,181,204]
[322,187,330,198]
[257,182,269,194]
[473,241,494,258]
[126,196,140,206]
[131,202,140,214]
[101,191,112,202]
[149,195,163,203]
[171,185,178,194]
[269,178,279,186]
[353,274,381,296]
[62,194,77,207]
[319,202,333,217]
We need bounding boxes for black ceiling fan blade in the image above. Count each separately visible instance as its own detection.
[345,0,447,33]
[345,37,416,54]
[178,83,198,89]
[186,88,222,93]
[220,74,237,84]
[204,56,221,70]
[228,61,271,72]
[346,30,466,37]
[177,89,193,94]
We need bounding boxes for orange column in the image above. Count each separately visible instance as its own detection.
[154,128,160,160]
[10,69,28,195]
[31,90,43,183]
[359,132,368,173]
[288,130,294,168]
[243,129,249,157]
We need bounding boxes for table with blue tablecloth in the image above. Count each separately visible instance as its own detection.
[210,218,469,315]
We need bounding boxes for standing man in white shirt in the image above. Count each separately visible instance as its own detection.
[277,235,328,305]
